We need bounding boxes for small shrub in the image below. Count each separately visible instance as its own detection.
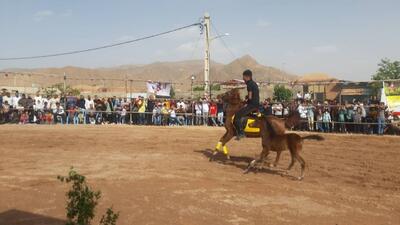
[58,168,101,225]
[99,207,119,225]
[58,167,119,225]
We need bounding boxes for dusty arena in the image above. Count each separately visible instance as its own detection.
[0,125,399,225]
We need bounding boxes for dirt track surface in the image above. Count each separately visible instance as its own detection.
[0,125,399,225]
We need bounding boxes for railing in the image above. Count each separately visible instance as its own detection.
[0,108,398,135]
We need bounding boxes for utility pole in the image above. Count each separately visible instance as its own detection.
[125,74,128,97]
[203,12,211,94]
[63,72,67,94]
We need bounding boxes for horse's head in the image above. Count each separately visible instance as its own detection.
[285,110,301,129]
[217,89,241,105]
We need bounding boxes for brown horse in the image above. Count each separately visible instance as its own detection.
[213,88,300,160]
[244,116,324,180]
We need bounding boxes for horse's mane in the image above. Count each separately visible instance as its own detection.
[220,89,242,105]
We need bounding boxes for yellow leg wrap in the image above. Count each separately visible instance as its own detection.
[215,142,222,151]
[223,145,229,155]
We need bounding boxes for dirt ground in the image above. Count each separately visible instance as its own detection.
[0,125,399,225]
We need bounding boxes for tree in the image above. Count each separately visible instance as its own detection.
[273,85,292,102]
[372,58,400,81]
[370,58,400,96]
[42,83,81,96]
[170,86,175,99]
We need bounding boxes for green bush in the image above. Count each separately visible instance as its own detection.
[100,207,119,225]
[58,167,119,225]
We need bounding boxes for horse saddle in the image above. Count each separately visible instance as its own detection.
[232,113,261,134]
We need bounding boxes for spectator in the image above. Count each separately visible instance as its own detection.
[273,103,283,117]
[296,91,303,102]
[209,101,218,126]
[337,106,346,133]
[152,104,161,125]
[176,105,186,125]
[195,101,202,125]
[169,106,178,126]
[322,109,332,132]
[377,102,388,135]
[306,102,315,131]
[137,97,146,125]
[304,92,311,101]
[53,102,65,124]
[161,103,169,126]
[49,95,58,111]
[202,98,209,126]
[11,91,20,109]
[19,111,29,124]
[297,102,307,130]
[1,100,10,123]
[354,107,363,133]
[217,99,224,126]
[316,108,324,132]
[120,106,127,124]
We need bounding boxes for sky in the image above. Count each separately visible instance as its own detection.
[0,0,399,80]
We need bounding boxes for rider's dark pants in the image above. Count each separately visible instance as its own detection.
[233,104,258,135]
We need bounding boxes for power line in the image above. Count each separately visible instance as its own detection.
[0,22,201,61]
[210,21,245,68]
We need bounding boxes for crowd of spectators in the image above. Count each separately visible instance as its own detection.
[0,91,225,127]
[0,90,398,135]
[261,91,397,135]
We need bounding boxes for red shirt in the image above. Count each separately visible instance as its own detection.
[210,104,217,116]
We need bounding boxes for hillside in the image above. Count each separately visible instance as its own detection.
[1,55,297,94]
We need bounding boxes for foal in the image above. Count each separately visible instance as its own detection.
[245,117,324,180]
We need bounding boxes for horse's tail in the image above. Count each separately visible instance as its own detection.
[301,135,324,141]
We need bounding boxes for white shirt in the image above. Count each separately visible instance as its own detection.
[2,96,10,105]
[169,109,176,118]
[177,101,185,109]
[34,96,42,103]
[85,99,94,110]
[202,102,209,113]
[34,96,44,110]
[195,104,202,114]
[49,98,58,110]
[274,104,283,116]
[298,105,307,119]
[11,96,20,108]
[121,108,127,116]
[53,106,64,114]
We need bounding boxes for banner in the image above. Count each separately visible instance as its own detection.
[387,96,400,115]
[146,81,171,97]
[383,81,400,115]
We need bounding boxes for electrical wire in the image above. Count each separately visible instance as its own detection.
[210,21,245,68]
[0,22,201,60]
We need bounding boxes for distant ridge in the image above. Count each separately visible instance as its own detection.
[1,55,298,93]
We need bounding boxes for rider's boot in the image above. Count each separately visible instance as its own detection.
[235,125,245,140]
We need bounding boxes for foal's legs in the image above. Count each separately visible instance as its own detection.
[270,151,282,168]
[295,154,306,180]
[245,145,270,173]
[287,142,306,180]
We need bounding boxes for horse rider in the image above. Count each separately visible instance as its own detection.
[234,69,260,140]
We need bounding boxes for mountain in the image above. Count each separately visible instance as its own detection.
[1,55,297,94]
